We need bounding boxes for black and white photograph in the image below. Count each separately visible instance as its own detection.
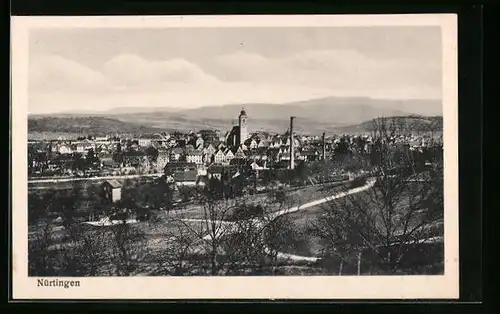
[11,15,459,299]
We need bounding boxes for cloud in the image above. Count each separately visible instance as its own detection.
[28,51,441,114]
[29,81,338,114]
[213,49,441,98]
[103,54,220,87]
[29,55,110,92]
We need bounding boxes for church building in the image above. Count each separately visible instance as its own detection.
[226,109,248,148]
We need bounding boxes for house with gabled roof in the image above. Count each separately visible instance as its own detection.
[232,146,246,159]
[101,179,122,203]
[195,137,204,150]
[204,143,216,156]
[224,148,235,164]
[214,149,226,164]
[185,149,203,165]
[246,138,258,150]
[169,147,184,162]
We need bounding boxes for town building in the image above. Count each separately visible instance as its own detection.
[164,162,197,175]
[185,149,203,165]
[226,109,249,148]
[214,149,226,164]
[172,170,198,187]
[156,149,170,171]
[101,179,122,203]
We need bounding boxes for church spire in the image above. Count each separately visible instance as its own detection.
[239,107,247,117]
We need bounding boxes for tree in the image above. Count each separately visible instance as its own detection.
[293,161,309,185]
[270,189,287,205]
[146,146,159,164]
[28,190,52,224]
[334,137,350,157]
[155,183,315,276]
[108,220,149,276]
[149,219,202,276]
[28,222,57,276]
[85,148,99,167]
[198,198,235,275]
[207,177,224,200]
[220,214,268,274]
[311,118,444,275]
[58,227,109,276]
[154,179,174,211]
[72,152,87,171]
[178,186,194,203]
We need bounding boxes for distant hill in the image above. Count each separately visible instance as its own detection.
[336,116,443,133]
[105,96,440,125]
[56,96,441,123]
[28,116,169,137]
[31,96,442,137]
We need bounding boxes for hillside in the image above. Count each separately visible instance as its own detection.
[336,116,443,133]
[28,116,169,137]
[108,96,441,126]
[30,97,443,137]
[56,96,441,124]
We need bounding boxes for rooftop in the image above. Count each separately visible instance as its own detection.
[173,170,198,182]
[105,179,122,188]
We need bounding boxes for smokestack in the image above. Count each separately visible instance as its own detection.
[322,132,326,160]
[290,116,295,170]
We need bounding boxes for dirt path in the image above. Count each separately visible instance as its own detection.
[180,178,377,262]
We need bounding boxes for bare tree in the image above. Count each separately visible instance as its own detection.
[311,118,444,275]
[197,197,237,275]
[58,227,109,276]
[219,204,270,275]
[28,222,56,276]
[148,218,202,276]
[108,220,149,276]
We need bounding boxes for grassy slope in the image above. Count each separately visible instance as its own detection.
[28,116,169,137]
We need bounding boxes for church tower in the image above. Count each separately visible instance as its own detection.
[238,108,248,145]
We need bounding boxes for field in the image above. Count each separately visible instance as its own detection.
[28,175,443,276]
[269,181,444,274]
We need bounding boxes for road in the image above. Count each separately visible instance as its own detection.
[179,177,443,263]
[28,173,162,184]
[180,178,377,262]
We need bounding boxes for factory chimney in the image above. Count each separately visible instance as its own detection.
[290,116,295,170]
[322,132,326,160]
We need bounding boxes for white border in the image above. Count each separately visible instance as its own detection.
[11,14,459,300]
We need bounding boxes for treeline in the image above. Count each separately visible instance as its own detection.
[28,116,166,136]
[362,116,443,133]
[28,178,174,225]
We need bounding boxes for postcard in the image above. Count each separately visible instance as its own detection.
[11,14,458,300]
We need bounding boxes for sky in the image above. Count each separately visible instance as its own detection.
[28,26,442,114]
